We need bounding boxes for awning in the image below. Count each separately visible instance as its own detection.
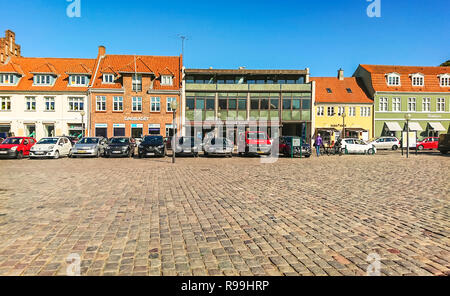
[427,122,446,131]
[408,122,423,131]
[345,128,367,132]
[385,122,402,132]
[316,128,339,133]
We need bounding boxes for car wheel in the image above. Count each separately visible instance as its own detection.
[54,151,60,159]
[418,145,424,151]
[368,148,375,155]
[16,151,23,160]
[96,150,100,158]
[392,145,398,151]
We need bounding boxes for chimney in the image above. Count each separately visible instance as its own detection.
[98,45,106,57]
[338,68,344,80]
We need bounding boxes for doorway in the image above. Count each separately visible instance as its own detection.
[131,127,143,138]
[25,124,36,138]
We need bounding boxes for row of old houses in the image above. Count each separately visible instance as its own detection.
[0,30,449,143]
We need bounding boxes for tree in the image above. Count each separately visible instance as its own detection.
[441,60,450,66]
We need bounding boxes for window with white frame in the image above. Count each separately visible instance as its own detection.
[379,97,388,111]
[166,97,176,112]
[361,107,371,117]
[69,75,89,86]
[96,96,106,111]
[327,106,335,116]
[132,97,142,112]
[113,96,123,111]
[411,74,424,86]
[437,98,446,112]
[151,97,161,112]
[348,106,356,117]
[0,97,11,111]
[317,106,324,116]
[103,74,115,84]
[392,97,401,112]
[0,73,16,85]
[33,75,52,86]
[25,97,36,111]
[132,74,142,92]
[161,75,173,86]
[439,74,450,87]
[408,97,416,112]
[45,97,55,111]
[386,73,401,86]
[337,106,345,116]
[422,98,431,112]
[69,97,85,111]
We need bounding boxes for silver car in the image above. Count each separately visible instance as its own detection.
[369,137,400,150]
[203,137,234,157]
[70,137,108,158]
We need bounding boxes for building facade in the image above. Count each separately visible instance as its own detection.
[0,30,21,64]
[0,57,94,139]
[88,47,182,138]
[312,69,373,145]
[183,68,314,143]
[354,65,450,139]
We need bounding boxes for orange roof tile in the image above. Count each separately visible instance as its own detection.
[0,62,24,75]
[359,64,450,93]
[311,77,373,104]
[65,63,92,75]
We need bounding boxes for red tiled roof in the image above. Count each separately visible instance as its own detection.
[311,77,372,104]
[0,57,96,92]
[0,62,24,75]
[159,67,175,76]
[65,63,92,75]
[359,64,450,92]
[91,54,182,90]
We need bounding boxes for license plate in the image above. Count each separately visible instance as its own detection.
[258,151,264,154]
[112,151,121,154]
[0,151,7,154]
[183,149,191,153]
[35,152,44,155]
[78,150,87,154]
[147,153,155,156]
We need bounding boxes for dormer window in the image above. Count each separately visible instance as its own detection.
[411,73,424,86]
[34,74,53,86]
[161,75,173,86]
[0,73,17,85]
[439,74,450,87]
[103,74,115,84]
[386,73,401,86]
[69,75,89,86]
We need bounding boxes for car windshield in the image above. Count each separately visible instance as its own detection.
[355,140,366,145]
[2,138,22,145]
[78,138,99,144]
[37,138,58,145]
[110,138,129,144]
[247,132,267,140]
[143,136,163,145]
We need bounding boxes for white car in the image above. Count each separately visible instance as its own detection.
[369,137,400,150]
[337,138,376,154]
[30,137,72,159]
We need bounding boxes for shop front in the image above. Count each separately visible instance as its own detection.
[95,124,108,138]
[382,122,403,138]
[0,123,11,138]
[113,124,126,137]
[427,122,446,137]
[148,124,161,135]
[68,123,83,138]
[131,124,144,138]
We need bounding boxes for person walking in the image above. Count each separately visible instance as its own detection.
[315,134,323,157]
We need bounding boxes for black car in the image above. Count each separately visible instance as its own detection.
[105,137,136,158]
[138,135,166,158]
[279,136,311,158]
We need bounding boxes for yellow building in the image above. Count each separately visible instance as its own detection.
[312,70,373,146]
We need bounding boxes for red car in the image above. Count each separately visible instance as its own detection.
[0,137,36,159]
[237,131,272,156]
[416,137,439,150]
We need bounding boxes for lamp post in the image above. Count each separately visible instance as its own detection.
[170,100,178,164]
[80,110,86,138]
[342,112,346,139]
[405,113,411,158]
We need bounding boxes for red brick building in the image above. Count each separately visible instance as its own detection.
[0,30,21,64]
[88,46,183,138]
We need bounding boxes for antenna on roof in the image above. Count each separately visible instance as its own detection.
[177,34,189,58]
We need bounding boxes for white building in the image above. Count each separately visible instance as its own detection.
[0,57,96,140]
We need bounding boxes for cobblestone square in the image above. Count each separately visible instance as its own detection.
[0,153,448,276]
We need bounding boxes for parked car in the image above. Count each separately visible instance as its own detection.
[438,133,450,155]
[279,136,311,158]
[70,137,108,158]
[416,137,439,150]
[105,137,136,158]
[237,131,272,156]
[335,138,376,155]
[369,137,400,150]
[138,135,166,158]
[204,137,234,157]
[29,137,72,159]
[0,137,36,159]
[174,137,201,157]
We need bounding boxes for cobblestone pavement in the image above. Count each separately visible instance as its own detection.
[0,152,449,276]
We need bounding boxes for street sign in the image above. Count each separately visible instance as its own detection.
[292,138,301,147]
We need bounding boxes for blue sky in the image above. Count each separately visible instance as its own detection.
[1,0,449,76]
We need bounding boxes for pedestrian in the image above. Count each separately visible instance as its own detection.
[315,134,323,157]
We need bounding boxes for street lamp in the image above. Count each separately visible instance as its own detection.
[170,100,178,164]
[80,110,86,138]
[404,113,411,158]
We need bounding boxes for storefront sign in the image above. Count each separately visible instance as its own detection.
[125,117,149,121]
[131,124,143,128]
[148,124,161,128]
[113,124,125,128]
[95,124,108,128]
